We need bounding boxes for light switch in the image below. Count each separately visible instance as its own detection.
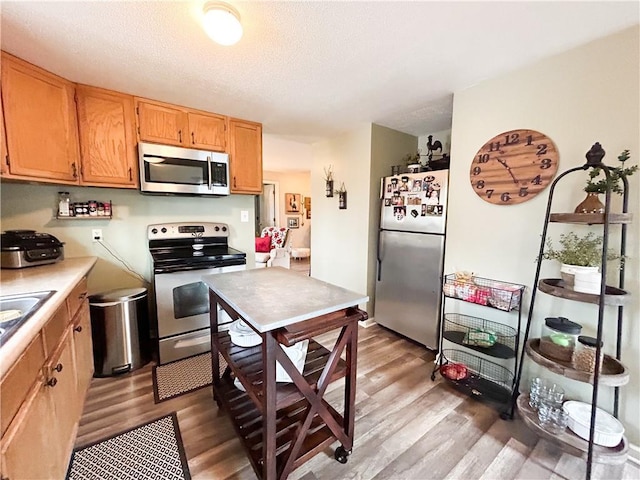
[241,210,249,222]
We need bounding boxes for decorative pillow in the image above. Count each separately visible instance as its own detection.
[255,236,271,253]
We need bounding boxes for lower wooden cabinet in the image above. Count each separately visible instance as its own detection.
[0,278,94,480]
[73,301,94,403]
[1,376,61,480]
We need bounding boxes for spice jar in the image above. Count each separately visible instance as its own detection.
[572,336,604,373]
[539,317,582,362]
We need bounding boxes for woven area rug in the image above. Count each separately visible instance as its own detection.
[66,413,190,480]
[153,352,227,403]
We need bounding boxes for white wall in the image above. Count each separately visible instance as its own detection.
[448,26,639,446]
[311,125,372,310]
[0,183,256,294]
[262,170,311,248]
[369,125,419,316]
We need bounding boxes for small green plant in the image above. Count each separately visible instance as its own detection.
[334,182,346,194]
[585,149,637,195]
[541,232,620,267]
[323,165,333,182]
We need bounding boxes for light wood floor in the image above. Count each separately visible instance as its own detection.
[289,257,310,275]
[75,324,638,480]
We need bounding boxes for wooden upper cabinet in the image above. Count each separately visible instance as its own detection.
[188,111,226,151]
[76,85,138,188]
[0,101,8,174]
[135,98,187,147]
[229,118,262,194]
[1,52,79,183]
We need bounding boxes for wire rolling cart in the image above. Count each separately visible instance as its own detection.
[432,273,525,417]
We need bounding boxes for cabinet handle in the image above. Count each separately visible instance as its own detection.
[79,292,88,300]
[53,363,63,373]
[74,325,83,333]
[191,131,195,144]
[233,176,237,188]
[71,162,78,178]
[128,167,132,181]
[178,130,182,143]
[47,377,58,387]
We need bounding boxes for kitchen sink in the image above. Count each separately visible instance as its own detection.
[0,290,56,345]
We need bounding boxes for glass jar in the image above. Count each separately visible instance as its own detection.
[572,336,604,373]
[58,192,71,217]
[539,317,582,362]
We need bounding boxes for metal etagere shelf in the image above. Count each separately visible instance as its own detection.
[510,143,631,479]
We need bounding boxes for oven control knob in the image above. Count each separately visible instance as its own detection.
[151,228,158,234]
[214,226,220,231]
[161,227,167,233]
[222,226,227,232]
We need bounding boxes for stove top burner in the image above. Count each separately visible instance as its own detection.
[148,222,246,273]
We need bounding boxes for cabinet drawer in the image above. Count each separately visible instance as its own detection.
[67,277,88,319]
[0,333,45,437]
[43,304,69,356]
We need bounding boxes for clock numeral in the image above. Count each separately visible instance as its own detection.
[531,175,542,185]
[501,192,511,202]
[537,144,548,156]
[472,166,481,175]
[488,142,501,152]
[475,180,485,189]
[526,135,533,146]
[519,187,529,197]
[477,153,490,163]
[486,189,494,198]
[504,133,520,145]
[540,158,553,169]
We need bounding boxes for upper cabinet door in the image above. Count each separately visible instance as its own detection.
[0,101,8,175]
[229,119,262,194]
[188,111,226,152]
[1,52,79,182]
[76,85,138,188]
[135,99,187,147]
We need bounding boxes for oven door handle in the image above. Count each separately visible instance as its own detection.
[174,331,211,349]
[207,155,212,190]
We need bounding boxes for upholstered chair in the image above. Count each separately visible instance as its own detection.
[255,227,291,268]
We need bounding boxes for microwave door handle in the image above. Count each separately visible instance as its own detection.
[207,156,212,190]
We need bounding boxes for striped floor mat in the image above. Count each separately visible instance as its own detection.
[66,413,190,480]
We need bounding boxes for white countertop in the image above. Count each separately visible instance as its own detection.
[202,267,369,333]
[0,257,98,374]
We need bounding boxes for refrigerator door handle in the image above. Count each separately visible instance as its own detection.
[376,229,383,281]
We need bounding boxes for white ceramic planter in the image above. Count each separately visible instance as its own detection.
[574,269,602,294]
[560,264,599,290]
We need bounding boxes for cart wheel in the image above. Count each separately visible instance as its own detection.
[430,372,436,381]
[334,446,351,464]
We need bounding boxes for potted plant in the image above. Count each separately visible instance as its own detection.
[403,151,422,173]
[541,232,620,292]
[576,149,636,213]
[334,182,347,209]
[324,165,334,197]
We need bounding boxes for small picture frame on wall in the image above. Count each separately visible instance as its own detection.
[287,217,299,229]
[285,193,302,213]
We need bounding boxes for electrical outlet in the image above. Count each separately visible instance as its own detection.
[92,229,103,242]
[240,210,249,222]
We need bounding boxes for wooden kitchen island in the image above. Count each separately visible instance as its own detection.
[202,267,368,480]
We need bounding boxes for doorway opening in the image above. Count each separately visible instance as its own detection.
[255,181,279,236]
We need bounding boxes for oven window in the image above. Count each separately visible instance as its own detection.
[145,157,207,185]
[173,281,209,318]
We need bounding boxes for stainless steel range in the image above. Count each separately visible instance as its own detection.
[148,222,246,364]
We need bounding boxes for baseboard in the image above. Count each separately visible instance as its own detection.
[629,442,640,465]
[358,317,377,328]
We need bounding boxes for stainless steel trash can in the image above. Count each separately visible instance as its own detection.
[89,287,151,377]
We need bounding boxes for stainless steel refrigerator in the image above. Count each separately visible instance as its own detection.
[375,169,449,349]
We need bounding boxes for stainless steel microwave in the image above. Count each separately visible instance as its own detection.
[138,142,230,196]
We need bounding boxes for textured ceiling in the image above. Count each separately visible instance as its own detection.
[1,1,638,147]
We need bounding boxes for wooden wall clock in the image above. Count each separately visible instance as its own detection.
[470,129,559,205]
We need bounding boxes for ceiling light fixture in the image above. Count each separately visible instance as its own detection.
[202,1,243,46]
